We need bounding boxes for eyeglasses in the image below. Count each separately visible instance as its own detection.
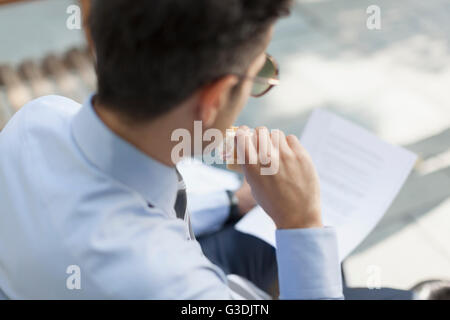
[248,53,280,98]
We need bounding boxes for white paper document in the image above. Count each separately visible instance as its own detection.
[235,109,417,261]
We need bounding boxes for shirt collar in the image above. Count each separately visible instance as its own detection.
[71,95,178,214]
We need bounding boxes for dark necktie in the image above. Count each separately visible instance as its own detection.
[174,169,196,240]
[150,171,267,298]
[147,170,195,240]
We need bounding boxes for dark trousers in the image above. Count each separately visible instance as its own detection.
[198,225,414,300]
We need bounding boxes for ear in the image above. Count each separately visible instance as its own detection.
[197,75,239,127]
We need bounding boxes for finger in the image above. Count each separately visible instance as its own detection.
[272,129,296,164]
[235,126,251,156]
[271,129,290,152]
[255,127,272,166]
[286,134,307,157]
[236,127,259,171]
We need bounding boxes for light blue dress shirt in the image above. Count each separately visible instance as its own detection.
[0,95,343,299]
[188,191,231,236]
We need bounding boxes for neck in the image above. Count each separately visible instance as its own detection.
[93,100,183,168]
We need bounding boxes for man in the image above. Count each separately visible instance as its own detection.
[0,0,343,299]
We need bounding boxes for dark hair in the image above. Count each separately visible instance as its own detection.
[89,0,291,122]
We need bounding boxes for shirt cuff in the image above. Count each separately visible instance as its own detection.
[275,227,343,300]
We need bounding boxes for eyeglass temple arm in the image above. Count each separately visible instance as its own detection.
[252,77,280,86]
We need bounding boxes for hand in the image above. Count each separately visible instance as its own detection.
[235,126,323,230]
[234,179,257,216]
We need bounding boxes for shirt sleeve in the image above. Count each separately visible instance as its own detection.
[188,190,231,237]
[62,196,342,300]
[188,192,343,299]
[275,227,344,300]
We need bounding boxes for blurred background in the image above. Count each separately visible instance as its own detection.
[0,0,449,290]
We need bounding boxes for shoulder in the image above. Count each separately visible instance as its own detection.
[13,95,80,119]
[22,95,81,129]
[1,95,81,141]
[24,94,81,111]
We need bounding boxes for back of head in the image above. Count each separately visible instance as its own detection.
[89,0,292,122]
